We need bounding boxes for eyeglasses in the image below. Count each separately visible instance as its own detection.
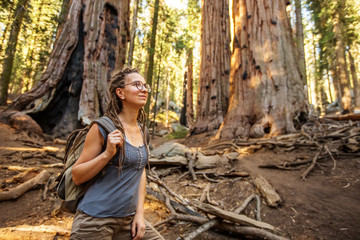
[124,81,151,93]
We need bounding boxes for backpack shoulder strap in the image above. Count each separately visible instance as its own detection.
[145,126,150,145]
[92,116,117,133]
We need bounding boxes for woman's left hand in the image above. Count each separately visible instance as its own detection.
[132,213,146,239]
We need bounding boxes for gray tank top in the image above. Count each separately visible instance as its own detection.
[77,125,148,217]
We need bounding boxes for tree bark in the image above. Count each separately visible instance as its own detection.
[191,0,230,135]
[333,9,352,113]
[7,0,130,137]
[348,50,359,107]
[144,0,160,115]
[294,0,307,96]
[216,0,307,139]
[127,0,139,66]
[0,0,29,105]
[186,47,194,127]
[180,71,187,126]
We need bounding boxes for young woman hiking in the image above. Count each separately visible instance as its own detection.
[70,68,164,240]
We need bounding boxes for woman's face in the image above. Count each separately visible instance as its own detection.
[117,73,149,107]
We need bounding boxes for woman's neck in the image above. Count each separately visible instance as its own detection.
[118,108,138,127]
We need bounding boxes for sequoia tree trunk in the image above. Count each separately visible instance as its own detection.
[127,0,139,66]
[7,0,130,137]
[294,0,307,93]
[348,50,359,107]
[144,0,160,115]
[333,9,352,113]
[186,47,194,128]
[216,0,307,139]
[190,0,230,134]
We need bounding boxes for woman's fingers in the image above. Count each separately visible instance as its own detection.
[108,130,124,146]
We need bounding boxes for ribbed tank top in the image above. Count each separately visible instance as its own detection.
[77,125,148,217]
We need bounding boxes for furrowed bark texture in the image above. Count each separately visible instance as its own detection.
[217,0,307,140]
[186,48,194,127]
[7,0,129,137]
[348,50,359,107]
[79,0,130,125]
[294,0,307,90]
[333,9,352,112]
[191,0,230,135]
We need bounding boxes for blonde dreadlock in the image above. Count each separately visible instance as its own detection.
[104,67,148,167]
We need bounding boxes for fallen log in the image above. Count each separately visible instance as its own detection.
[216,224,289,240]
[179,219,219,240]
[0,170,51,201]
[0,224,70,239]
[0,165,39,172]
[0,168,39,189]
[322,113,360,121]
[149,156,188,166]
[193,201,279,233]
[253,176,282,207]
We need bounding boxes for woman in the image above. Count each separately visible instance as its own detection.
[70,68,164,240]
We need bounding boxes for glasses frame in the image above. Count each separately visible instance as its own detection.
[123,81,151,93]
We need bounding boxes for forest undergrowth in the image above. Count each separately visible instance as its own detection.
[0,116,359,240]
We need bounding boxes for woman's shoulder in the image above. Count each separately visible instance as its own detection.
[86,123,105,145]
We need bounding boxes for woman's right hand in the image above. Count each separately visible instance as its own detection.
[105,130,124,157]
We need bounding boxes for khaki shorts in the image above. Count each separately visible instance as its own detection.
[70,211,164,240]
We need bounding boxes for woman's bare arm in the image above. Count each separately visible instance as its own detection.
[72,123,123,185]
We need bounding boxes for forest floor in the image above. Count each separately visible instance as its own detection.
[0,119,359,240]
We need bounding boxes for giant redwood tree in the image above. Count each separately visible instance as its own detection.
[190,0,231,134]
[7,0,130,137]
[216,0,307,139]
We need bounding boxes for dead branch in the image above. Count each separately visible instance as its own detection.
[177,171,189,181]
[40,163,64,168]
[322,113,360,121]
[148,171,190,206]
[0,165,39,172]
[21,152,45,160]
[301,147,323,179]
[179,219,219,240]
[216,224,289,240]
[324,145,336,170]
[0,170,51,201]
[42,174,57,200]
[253,176,282,207]
[233,194,261,221]
[0,225,70,239]
[199,183,210,203]
[160,187,206,223]
[193,201,279,233]
[259,159,312,170]
[201,140,237,150]
[201,173,220,183]
[186,152,197,181]
[157,186,286,240]
[53,138,67,145]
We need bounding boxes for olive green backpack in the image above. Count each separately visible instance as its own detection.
[57,116,117,213]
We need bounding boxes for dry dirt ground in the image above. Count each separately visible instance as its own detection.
[0,123,359,240]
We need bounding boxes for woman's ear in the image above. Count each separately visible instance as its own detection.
[116,88,125,100]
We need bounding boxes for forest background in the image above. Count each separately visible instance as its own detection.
[0,0,359,138]
[0,0,359,239]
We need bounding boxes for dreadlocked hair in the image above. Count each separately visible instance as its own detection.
[104,67,149,168]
